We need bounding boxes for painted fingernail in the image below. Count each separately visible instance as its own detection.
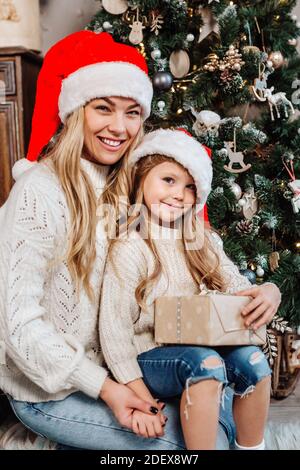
[165,417,168,422]
[150,406,159,414]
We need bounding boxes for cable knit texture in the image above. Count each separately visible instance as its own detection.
[0,158,110,402]
[100,224,255,385]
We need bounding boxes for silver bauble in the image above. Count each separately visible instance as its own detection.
[153,72,173,91]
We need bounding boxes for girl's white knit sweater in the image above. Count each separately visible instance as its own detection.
[0,159,110,402]
[100,224,255,385]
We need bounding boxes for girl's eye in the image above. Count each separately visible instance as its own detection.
[163,177,175,184]
[187,184,196,192]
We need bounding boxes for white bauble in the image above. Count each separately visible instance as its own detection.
[102,0,128,15]
[230,182,242,200]
[151,49,161,60]
[256,266,265,277]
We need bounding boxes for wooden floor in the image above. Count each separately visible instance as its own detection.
[269,377,300,423]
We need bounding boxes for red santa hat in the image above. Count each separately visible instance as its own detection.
[26,31,153,162]
[129,128,213,213]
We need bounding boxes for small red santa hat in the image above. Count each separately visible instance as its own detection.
[26,31,153,162]
[129,128,213,212]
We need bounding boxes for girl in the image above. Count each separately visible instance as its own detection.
[100,128,281,450]
[0,30,182,450]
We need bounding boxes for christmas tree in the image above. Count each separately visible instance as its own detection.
[88,1,300,334]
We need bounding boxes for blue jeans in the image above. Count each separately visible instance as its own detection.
[137,345,271,399]
[9,391,233,450]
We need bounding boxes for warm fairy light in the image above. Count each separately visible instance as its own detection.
[230,1,234,5]
[296,242,300,249]
[177,108,183,114]
[181,86,187,90]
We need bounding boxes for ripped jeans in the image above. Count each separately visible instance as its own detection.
[137,345,271,400]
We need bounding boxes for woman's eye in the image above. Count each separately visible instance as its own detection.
[127,110,141,116]
[163,177,175,184]
[96,105,110,112]
[187,184,196,192]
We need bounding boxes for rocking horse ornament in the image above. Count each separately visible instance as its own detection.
[224,129,251,174]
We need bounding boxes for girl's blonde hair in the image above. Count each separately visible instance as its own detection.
[41,106,144,301]
[109,154,227,311]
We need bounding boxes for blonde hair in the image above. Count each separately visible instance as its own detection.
[109,154,227,311]
[41,106,143,301]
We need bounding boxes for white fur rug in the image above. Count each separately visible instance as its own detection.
[265,421,300,450]
[1,417,299,450]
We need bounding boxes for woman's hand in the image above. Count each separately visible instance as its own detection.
[235,283,281,330]
[99,377,159,430]
[132,409,167,438]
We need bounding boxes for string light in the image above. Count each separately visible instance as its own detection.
[177,108,183,115]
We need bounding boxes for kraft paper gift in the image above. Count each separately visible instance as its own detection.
[155,292,266,346]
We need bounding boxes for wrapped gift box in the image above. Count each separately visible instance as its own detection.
[155,293,266,346]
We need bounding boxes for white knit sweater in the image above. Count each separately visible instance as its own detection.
[100,224,255,385]
[0,158,110,402]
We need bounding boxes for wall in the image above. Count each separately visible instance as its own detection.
[40,0,100,55]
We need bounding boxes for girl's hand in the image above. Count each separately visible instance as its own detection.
[235,283,281,330]
[99,378,159,430]
[132,409,167,438]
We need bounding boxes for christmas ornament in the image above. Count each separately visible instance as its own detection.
[242,188,258,220]
[150,11,164,36]
[251,61,274,101]
[103,21,112,30]
[288,38,298,47]
[0,0,19,21]
[269,252,280,272]
[256,266,264,277]
[288,180,300,213]
[236,219,254,235]
[239,269,257,285]
[151,49,161,60]
[190,109,221,138]
[157,100,166,112]
[204,45,245,73]
[197,7,219,44]
[224,131,251,174]
[153,71,173,91]
[129,8,145,45]
[186,33,194,42]
[262,87,295,121]
[282,156,300,214]
[268,51,284,69]
[102,0,128,15]
[230,182,242,200]
[169,50,190,79]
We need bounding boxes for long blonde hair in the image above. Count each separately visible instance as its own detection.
[108,154,227,311]
[41,106,143,301]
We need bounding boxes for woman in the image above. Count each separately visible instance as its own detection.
[0,30,232,450]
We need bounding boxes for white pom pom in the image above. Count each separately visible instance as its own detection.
[12,159,37,181]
